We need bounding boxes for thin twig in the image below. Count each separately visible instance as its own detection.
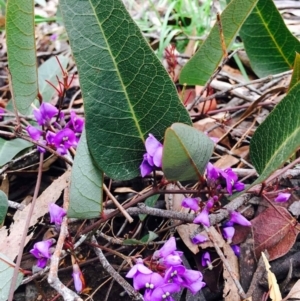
[8,153,44,301]
[91,235,143,301]
[205,225,247,299]
[48,183,83,301]
[103,184,133,223]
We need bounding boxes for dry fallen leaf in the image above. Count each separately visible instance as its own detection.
[261,252,282,301]
[252,206,299,261]
[0,170,71,260]
[285,279,300,299]
[223,242,240,301]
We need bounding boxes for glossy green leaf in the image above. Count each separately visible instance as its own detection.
[68,130,103,219]
[60,0,191,180]
[289,53,300,90]
[250,81,300,185]
[163,123,214,181]
[179,0,258,85]
[0,253,23,301]
[0,138,32,167]
[139,194,159,221]
[6,0,38,114]
[240,0,300,78]
[38,55,69,103]
[0,191,8,226]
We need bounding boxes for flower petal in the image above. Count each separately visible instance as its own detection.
[275,192,291,203]
[145,134,162,157]
[182,198,200,211]
[229,211,251,226]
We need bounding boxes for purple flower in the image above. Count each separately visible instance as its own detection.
[220,168,245,195]
[201,252,213,270]
[181,269,206,294]
[153,237,176,260]
[275,192,291,203]
[49,203,66,226]
[229,211,251,227]
[231,245,240,257]
[150,283,181,301]
[33,102,58,126]
[181,197,200,211]
[191,234,208,244]
[193,199,214,227]
[206,162,220,182]
[52,128,77,155]
[140,134,163,177]
[222,227,235,244]
[134,271,164,291]
[72,263,84,293]
[26,125,47,153]
[126,258,152,279]
[67,111,84,133]
[30,239,55,268]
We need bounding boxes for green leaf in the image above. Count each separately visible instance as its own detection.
[6,0,38,115]
[68,130,103,219]
[0,191,8,226]
[163,123,214,181]
[289,53,300,90]
[123,231,158,245]
[38,55,69,103]
[250,81,300,184]
[60,0,191,180]
[240,0,300,78]
[0,253,24,301]
[140,231,158,243]
[139,194,159,221]
[179,0,258,85]
[0,138,32,167]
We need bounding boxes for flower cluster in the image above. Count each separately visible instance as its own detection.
[26,103,84,155]
[180,163,251,261]
[126,237,205,300]
[140,134,163,177]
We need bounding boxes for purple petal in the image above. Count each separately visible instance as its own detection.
[233,181,245,192]
[46,131,56,145]
[231,245,241,257]
[133,272,164,290]
[191,234,208,244]
[201,252,211,267]
[49,203,66,225]
[153,145,163,168]
[182,269,205,294]
[126,259,152,278]
[72,264,83,293]
[222,227,235,243]
[153,237,176,259]
[145,134,162,157]
[30,239,55,261]
[161,254,182,267]
[229,211,251,227]
[40,102,58,119]
[206,162,220,182]
[26,126,43,140]
[193,208,210,227]
[140,154,153,177]
[275,192,291,203]
[182,198,200,211]
[37,257,48,268]
[53,128,76,154]
[151,283,181,301]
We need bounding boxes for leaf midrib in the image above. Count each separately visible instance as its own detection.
[89,0,145,142]
[256,5,291,67]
